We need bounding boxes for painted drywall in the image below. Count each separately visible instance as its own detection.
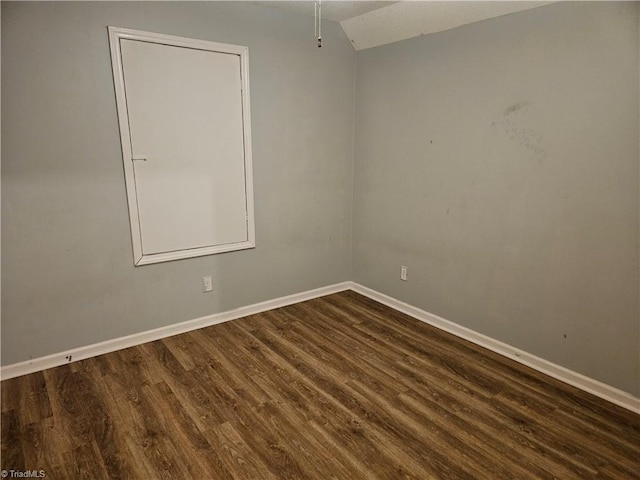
[2,0,639,400]
[1,1,355,365]
[340,1,553,51]
[352,2,639,396]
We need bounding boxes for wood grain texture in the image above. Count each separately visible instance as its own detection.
[2,291,639,479]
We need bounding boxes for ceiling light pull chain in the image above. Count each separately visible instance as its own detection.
[315,0,322,48]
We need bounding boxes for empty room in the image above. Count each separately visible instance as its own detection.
[1,1,639,478]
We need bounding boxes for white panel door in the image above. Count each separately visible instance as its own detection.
[120,39,248,256]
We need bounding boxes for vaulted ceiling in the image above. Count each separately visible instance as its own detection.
[258,1,553,50]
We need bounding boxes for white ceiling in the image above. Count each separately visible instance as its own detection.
[258,1,396,22]
[258,1,553,50]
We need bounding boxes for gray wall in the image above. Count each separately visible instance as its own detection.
[1,2,355,364]
[3,1,639,398]
[352,2,639,396]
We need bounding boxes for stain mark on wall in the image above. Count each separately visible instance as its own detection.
[504,101,531,116]
[492,101,547,162]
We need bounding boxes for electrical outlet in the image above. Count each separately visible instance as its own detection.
[202,276,213,293]
[400,265,408,281]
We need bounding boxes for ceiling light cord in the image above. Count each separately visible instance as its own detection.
[315,0,322,48]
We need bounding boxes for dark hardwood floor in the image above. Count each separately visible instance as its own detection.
[2,291,639,479]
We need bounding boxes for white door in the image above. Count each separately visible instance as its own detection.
[109,27,255,265]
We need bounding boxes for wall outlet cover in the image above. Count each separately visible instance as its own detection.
[202,276,213,292]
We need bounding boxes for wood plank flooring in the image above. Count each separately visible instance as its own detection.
[2,291,639,479]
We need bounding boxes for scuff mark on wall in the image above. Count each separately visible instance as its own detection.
[504,101,531,116]
[492,101,547,162]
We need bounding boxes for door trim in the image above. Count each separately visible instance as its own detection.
[108,26,255,265]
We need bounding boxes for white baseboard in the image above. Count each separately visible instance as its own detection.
[3,280,638,414]
[0,282,352,381]
[350,282,640,415]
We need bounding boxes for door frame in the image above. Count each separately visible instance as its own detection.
[108,26,255,265]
